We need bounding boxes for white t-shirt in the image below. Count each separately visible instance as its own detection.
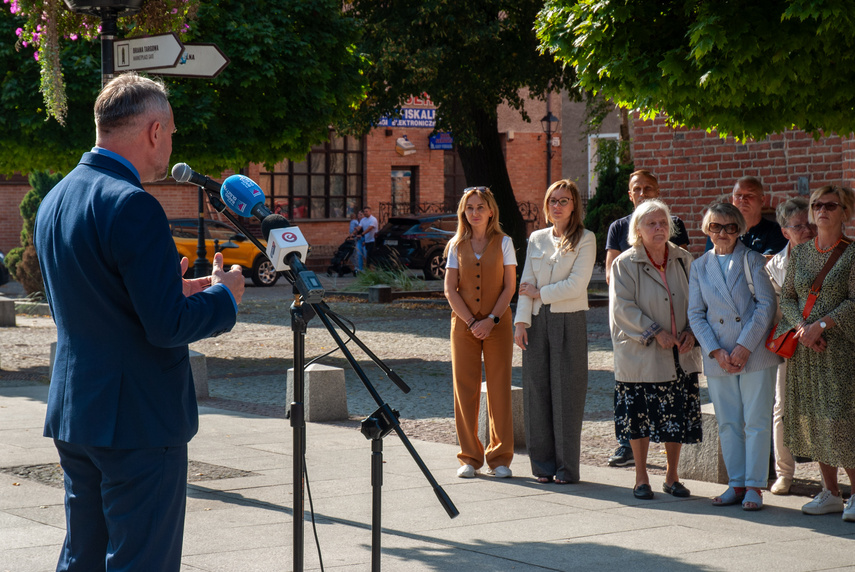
[446,235,516,269]
[360,215,378,242]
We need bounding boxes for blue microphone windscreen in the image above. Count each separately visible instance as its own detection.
[220,175,265,217]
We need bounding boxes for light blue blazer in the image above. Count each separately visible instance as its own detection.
[687,241,782,378]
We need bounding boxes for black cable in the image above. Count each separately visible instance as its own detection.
[304,308,357,368]
[303,455,324,572]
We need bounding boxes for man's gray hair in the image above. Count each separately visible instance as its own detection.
[95,72,170,135]
[775,197,809,228]
[733,176,764,195]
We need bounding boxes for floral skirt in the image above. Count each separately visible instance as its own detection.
[614,372,702,444]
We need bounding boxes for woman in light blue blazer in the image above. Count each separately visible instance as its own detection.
[688,202,782,511]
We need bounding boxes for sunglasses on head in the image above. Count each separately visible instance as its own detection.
[464,186,490,193]
[709,222,739,234]
[811,201,843,212]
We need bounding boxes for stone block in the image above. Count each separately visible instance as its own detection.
[677,401,728,485]
[0,296,15,327]
[286,363,348,422]
[189,350,209,399]
[368,285,393,303]
[478,383,525,451]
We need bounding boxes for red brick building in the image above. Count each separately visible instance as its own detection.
[629,116,855,255]
[1,93,561,269]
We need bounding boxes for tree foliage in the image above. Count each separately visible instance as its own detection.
[345,1,580,256]
[0,0,365,175]
[536,0,855,140]
[5,170,61,295]
[582,139,633,265]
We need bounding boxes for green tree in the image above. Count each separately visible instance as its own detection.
[345,1,579,259]
[583,139,633,265]
[0,0,365,175]
[536,0,855,140]
[5,171,63,295]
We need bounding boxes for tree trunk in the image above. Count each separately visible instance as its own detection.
[456,107,527,266]
[619,106,632,163]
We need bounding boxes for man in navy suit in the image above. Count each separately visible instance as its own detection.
[34,73,246,572]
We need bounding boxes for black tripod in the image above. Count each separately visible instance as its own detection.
[200,188,458,571]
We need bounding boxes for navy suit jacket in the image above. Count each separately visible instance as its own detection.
[34,152,236,448]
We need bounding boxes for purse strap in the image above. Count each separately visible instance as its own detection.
[802,238,850,319]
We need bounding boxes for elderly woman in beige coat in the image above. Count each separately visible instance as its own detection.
[610,199,703,500]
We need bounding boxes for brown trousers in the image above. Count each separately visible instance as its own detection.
[451,310,514,469]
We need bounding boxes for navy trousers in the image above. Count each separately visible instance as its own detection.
[54,440,189,572]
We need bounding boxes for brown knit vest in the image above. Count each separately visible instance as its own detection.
[456,235,505,319]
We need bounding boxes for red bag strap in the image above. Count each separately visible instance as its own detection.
[802,238,850,319]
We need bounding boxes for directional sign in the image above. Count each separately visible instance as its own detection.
[148,44,231,78]
[114,33,183,72]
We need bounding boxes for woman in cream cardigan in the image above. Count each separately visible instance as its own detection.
[610,199,703,500]
[514,179,596,484]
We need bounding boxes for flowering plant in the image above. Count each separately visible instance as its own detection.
[5,0,198,124]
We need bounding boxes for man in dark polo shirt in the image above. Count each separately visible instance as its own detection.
[604,169,690,467]
[704,176,787,256]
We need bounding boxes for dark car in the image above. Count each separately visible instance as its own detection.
[169,219,279,287]
[373,213,458,280]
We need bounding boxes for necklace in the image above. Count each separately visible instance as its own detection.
[815,236,842,254]
[644,244,668,272]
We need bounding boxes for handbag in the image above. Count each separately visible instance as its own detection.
[765,238,850,358]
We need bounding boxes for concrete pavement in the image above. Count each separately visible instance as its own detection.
[2,382,855,572]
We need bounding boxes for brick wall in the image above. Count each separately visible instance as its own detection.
[631,115,855,255]
[0,181,31,253]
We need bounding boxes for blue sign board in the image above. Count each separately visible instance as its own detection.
[429,132,454,150]
[378,107,436,128]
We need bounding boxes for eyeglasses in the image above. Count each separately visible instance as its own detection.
[464,186,490,193]
[708,222,739,234]
[785,223,817,232]
[811,201,843,212]
[547,197,572,207]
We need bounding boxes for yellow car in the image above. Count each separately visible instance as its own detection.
[169,219,279,287]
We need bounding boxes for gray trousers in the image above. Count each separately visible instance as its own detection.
[522,306,588,482]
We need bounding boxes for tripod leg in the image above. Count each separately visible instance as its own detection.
[371,438,383,572]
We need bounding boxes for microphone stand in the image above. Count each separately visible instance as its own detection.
[200,189,458,572]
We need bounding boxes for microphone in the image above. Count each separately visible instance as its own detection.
[262,215,324,303]
[220,174,272,221]
[171,163,222,193]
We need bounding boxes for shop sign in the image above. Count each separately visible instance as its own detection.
[378,107,436,128]
[429,132,454,150]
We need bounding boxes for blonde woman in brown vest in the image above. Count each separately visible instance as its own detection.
[514,179,596,484]
[444,187,517,478]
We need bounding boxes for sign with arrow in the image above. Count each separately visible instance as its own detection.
[114,33,183,72]
[148,44,230,78]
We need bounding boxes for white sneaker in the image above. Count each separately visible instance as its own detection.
[486,466,512,478]
[843,496,855,522]
[770,476,793,495]
[457,464,476,478]
[802,489,845,515]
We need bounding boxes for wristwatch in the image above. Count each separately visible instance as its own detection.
[820,321,828,329]
[488,314,500,324]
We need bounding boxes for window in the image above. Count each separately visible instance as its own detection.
[444,149,466,210]
[259,133,364,220]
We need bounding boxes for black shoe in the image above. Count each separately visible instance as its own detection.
[633,483,654,500]
[662,481,691,497]
[608,446,635,467]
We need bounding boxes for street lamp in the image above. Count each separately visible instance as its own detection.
[541,111,560,185]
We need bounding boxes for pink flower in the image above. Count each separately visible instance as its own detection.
[21,40,27,47]
[69,34,78,40]
[15,27,22,36]
[33,51,39,61]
